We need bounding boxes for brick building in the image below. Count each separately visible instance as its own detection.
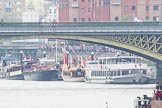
[59,0,110,22]
[59,0,69,22]
[59,0,162,22]
[121,0,161,22]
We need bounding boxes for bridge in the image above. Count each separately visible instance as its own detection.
[0,22,162,82]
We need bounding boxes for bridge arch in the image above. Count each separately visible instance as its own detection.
[2,35,162,63]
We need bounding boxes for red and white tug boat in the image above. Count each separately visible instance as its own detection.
[134,82,162,108]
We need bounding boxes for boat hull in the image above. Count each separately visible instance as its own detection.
[23,69,57,81]
[85,74,151,84]
[63,76,84,82]
[0,73,24,80]
[107,74,151,84]
[0,70,24,80]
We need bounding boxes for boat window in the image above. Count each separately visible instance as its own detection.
[117,71,120,76]
[91,72,93,76]
[118,58,135,63]
[99,71,101,76]
[98,71,100,76]
[103,59,106,64]
[91,71,95,76]
[106,71,108,76]
[104,71,106,76]
[113,71,116,76]
[143,70,146,74]
[87,61,98,64]
[99,59,102,64]
[93,71,95,76]
[122,70,129,75]
[102,71,104,76]
[101,71,104,76]
[106,59,109,64]
[136,58,142,63]
[96,71,98,76]
[95,71,97,76]
[94,71,96,76]
[110,71,113,76]
[101,71,103,76]
[113,59,117,64]
[129,70,132,74]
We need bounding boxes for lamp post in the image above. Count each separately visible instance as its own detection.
[43,51,46,57]
[20,51,23,72]
[66,51,69,66]
[91,52,94,61]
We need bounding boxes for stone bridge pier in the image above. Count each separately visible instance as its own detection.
[156,61,162,87]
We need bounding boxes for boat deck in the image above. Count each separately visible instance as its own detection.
[151,100,162,108]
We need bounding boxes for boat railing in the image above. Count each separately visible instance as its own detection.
[24,65,54,72]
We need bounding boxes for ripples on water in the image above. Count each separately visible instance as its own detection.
[0,80,155,108]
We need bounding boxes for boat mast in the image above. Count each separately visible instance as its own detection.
[55,39,58,64]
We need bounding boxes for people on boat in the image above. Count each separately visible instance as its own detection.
[136,95,151,108]
[153,82,162,100]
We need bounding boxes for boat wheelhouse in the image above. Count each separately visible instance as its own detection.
[0,56,24,80]
[62,64,85,82]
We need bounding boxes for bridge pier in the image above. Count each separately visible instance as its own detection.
[156,62,162,87]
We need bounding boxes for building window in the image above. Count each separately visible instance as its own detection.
[62,2,68,8]
[124,6,128,11]
[81,18,85,22]
[132,6,136,11]
[88,0,91,2]
[54,9,56,14]
[146,6,149,11]
[73,0,77,1]
[99,0,101,6]
[88,8,91,13]
[81,8,85,13]
[114,16,119,21]
[103,0,110,6]
[73,18,77,22]
[82,0,85,2]
[88,18,91,22]
[153,16,159,21]
[153,6,159,11]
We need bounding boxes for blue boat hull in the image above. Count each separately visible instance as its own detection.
[23,69,58,81]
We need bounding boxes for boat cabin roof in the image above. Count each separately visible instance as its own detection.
[86,60,99,64]
[98,56,143,60]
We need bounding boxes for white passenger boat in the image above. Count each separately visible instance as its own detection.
[84,55,152,84]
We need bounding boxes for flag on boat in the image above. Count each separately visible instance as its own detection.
[81,56,86,67]
[30,55,32,62]
[63,53,67,64]
[87,56,91,61]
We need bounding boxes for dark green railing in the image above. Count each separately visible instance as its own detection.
[1,22,162,27]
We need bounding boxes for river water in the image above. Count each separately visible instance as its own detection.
[0,80,155,108]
